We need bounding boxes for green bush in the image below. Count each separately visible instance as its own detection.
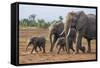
[19,18,51,28]
[19,14,62,28]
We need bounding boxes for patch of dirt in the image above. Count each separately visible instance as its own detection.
[19,27,96,64]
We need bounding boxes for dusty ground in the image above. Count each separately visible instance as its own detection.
[19,27,96,64]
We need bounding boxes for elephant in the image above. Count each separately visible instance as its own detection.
[63,11,96,53]
[55,27,76,54]
[49,21,64,52]
[55,37,66,54]
[26,36,46,54]
[49,20,76,52]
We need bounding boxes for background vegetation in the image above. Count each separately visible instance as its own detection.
[19,14,63,28]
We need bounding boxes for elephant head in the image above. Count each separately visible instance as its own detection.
[64,11,88,32]
[26,37,37,51]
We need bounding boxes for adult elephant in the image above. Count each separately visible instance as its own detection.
[49,21,65,52]
[63,11,96,53]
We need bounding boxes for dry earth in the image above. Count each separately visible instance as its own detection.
[19,27,96,64]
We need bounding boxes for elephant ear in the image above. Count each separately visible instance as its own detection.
[76,11,88,31]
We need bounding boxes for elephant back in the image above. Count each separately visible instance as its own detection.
[49,22,64,35]
[56,22,64,34]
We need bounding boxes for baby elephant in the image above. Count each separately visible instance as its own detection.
[55,37,66,54]
[26,36,46,54]
[56,27,76,54]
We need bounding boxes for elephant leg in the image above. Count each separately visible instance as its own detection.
[39,46,42,51]
[31,45,35,54]
[71,48,75,52]
[56,44,59,49]
[35,45,38,53]
[65,44,67,52]
[76,35,82,53]
[67,38,71,54]
[57,45,62,54]
[42,44,45,53]
[67,44,70,54]
[65,39,67,53]
[70,41,75,52]
[70,46,75,52]
[50,35,57,52]
[76,32,85,53]
[62,45,65,51]
[71,41,75,52]
[87,39,91,53]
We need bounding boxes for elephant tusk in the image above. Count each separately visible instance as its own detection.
[66,28,71,38]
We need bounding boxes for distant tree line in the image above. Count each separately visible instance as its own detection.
[19,14,63,28]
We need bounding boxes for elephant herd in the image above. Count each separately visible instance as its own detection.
[26,11,96,54]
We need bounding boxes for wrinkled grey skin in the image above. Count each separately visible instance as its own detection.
[26,36,46,54]
[66,11,96,53]
[49,21,64,52]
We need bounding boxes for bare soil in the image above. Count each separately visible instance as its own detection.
[19,27,96,64]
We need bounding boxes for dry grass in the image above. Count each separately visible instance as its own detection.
[19,27,96,64]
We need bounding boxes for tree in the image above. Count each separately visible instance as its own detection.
[28,14,37,26]
[59,16,63,21]
[21,19,29,26]
[37,19,45,27]
[29,14,36,21]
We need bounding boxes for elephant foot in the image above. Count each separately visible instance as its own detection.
[43,51,46,53]
[75,52,79,54]
[57,51,60,54]
[31,51,34,54]
[71,48,75,52]
[43,52,45,53]
[39,49,42,51]
[72,50,75,54]
[72,51,76,55]
[67,52,70,54]
[35,50,38,53]
[87,50,91,53]
[81,46,85,53]
[67,50,70,54]
[31,52,32,54]
[75,49,79,54]
[50,49,53,52]
[50,51,53,53]
[75,46,85,54]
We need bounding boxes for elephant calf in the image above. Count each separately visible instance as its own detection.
[55,37,66,54]
[56,27,76,54]
[26,36,46,54]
